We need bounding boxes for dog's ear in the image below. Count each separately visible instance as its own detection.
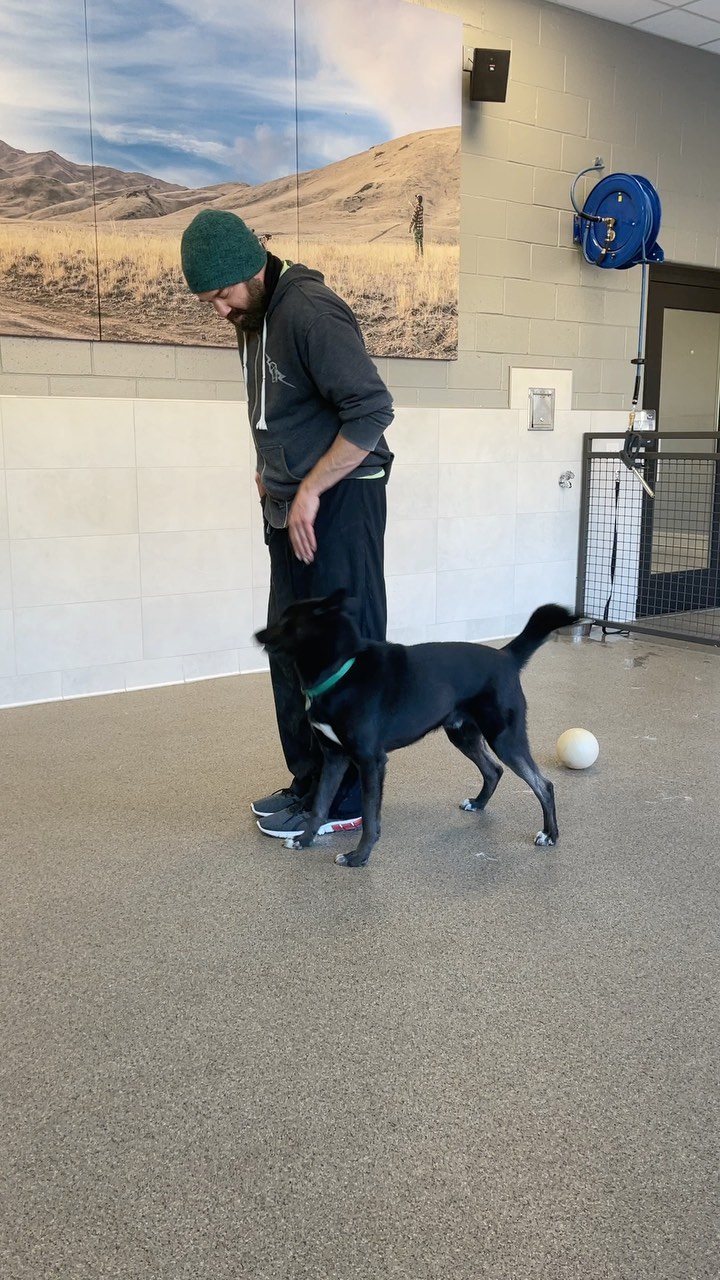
[320,587,348,611]
[255,626,270,645]
[309,588,349,616]
[319,589,360,626]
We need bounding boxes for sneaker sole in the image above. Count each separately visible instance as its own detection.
[257,816,362,839]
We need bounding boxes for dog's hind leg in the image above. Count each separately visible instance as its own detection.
[335,754,386,869]
[488,727,558,847]
[288,747,349,850]
[445,723,504,812]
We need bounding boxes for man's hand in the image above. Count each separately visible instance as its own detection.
[255,472,267,499]
[288,484,320,564]
[286,435,370,563]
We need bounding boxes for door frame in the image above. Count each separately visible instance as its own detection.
[643,262,720,414]
[637,263,720,617]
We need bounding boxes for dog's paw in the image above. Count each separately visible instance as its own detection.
[335,849,369,868]
[460,797,480,812]
[534,831,556,847]
[284,837,302,850]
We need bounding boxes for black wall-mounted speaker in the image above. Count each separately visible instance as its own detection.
[470,48,510,102]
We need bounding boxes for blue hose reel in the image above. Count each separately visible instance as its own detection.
[572,170,664,269]
[571,162,664,429]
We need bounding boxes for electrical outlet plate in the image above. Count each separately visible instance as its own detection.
[528,387,555,430]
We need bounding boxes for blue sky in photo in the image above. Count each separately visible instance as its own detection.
[0,0,460,191]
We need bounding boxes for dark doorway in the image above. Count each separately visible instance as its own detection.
[638,264,720,618]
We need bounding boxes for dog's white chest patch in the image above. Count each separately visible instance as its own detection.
[311,720,342,746]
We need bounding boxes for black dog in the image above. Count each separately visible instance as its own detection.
[256,591,579,868]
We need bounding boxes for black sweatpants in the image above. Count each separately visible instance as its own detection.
[264,476,388,814]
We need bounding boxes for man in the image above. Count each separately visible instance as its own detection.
[180,210,394,839]
[409,193,424,258]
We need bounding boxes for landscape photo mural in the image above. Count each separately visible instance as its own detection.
[0,0,461,359]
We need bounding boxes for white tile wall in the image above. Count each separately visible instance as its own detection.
[1,397,135,467]
[0,672,62,706]
[439,409,519,462]
[0,540,11,609]
[513,560,578,615]
[0,396,261,705]
[139,530,250,597]
[142,590,254,659]
[387,572,437,633]
[385,519,437,577]
[124,656,186,691]
[0,393,629,707]
[133,399,247,467]
[62,663,128,699]
[388,463,439,520]
[438,515,516,572]
[0,609,14,676]
[11,535,139,608]
[182,649,242,682]
[15,599,143,675]
[7,470,138,539]
[136,467,251,532]
[437,566,514,624]
[439,462,518,517]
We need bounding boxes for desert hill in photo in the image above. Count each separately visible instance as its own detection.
[0,130,459,357]
[0,138,184,219]
[0,128,459,244]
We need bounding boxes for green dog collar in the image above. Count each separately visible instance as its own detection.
[304,657,356,707]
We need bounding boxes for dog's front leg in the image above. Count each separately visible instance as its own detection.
[335,754,386,868]
[286,747,349,850]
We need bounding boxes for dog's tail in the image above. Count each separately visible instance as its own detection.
[504,604,581,670]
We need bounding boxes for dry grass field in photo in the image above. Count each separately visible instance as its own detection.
[0,221,459,358]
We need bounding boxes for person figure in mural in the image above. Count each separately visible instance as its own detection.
[409,193,424,258]
[180,209,394,840]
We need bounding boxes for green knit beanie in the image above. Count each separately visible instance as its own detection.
[180,210,267,294]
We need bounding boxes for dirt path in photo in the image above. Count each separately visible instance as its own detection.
[0,296,101,340]
[0,293,229,347]
[0,291,457,357]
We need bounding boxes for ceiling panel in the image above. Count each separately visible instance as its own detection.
[545,0,720,54]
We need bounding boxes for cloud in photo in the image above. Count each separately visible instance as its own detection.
[0,0,93,155]
[296,0,460,136]
[0,0,460,188]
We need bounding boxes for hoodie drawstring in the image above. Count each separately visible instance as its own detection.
[241,320,268,431]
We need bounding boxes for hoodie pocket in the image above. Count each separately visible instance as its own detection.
[257,443,302,495]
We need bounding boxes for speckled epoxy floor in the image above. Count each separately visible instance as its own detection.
[2,631,719,1279]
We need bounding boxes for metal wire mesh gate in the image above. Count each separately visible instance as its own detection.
[576,432,720,645]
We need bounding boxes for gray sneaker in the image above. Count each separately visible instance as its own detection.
[251,787,301,817]
[256,799,362,839]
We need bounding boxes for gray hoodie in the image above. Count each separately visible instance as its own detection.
[240,264,394,524]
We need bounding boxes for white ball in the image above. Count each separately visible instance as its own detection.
[556,728,599,770]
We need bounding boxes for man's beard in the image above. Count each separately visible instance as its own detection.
[226,279,267,332]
